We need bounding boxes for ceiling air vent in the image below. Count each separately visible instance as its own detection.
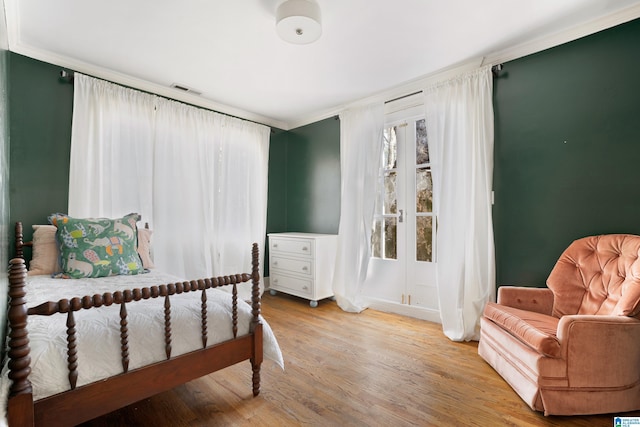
[170,83,202,96]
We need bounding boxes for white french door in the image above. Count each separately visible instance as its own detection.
[364,103,438,313]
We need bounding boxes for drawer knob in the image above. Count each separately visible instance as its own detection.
[302,286,309,290]
[302,266,308,271]
[273,243,278,248]
[273,279,278,284]
[302,246,308,251]
[274,261,278,266]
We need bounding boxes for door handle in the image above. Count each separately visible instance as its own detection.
[399,209,404,223]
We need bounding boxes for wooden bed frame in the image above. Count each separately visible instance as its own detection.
[6,222,264,427]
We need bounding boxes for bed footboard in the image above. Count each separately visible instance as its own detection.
[5,229,263,427]
[7,258,34,427]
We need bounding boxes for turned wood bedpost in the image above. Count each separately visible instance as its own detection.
[250,243,263,397]
[7,258,35,427]
[15,222,24,260]
[250,243,261,325]
[201,283,208,348]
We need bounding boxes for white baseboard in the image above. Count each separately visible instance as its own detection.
[365,297,441,323]
[264,277,440,323]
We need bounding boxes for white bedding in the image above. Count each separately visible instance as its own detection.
[14,270,284,401]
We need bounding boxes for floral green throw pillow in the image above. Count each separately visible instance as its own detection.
[48,213,146,279]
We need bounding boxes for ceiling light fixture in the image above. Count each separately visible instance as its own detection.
[276,0,322,45]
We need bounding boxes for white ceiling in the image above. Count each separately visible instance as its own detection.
[5,0,640,130]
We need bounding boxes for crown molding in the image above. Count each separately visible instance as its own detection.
[482,2,640,67]
[10,43,289,130]
[287,3,640,130]
[3,0,18,51]
[285,57,483,129]
[5,0,640,131]
[3,0,288,131]
[0,0,8,50]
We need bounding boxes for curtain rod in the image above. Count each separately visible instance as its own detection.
[385,91,422,105]
[58,69,281,131]
[384,63,503,105]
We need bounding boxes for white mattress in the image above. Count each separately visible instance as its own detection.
[7,270,284,402]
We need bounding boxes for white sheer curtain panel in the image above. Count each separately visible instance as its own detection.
[69,74,155,218]
[150,100,218,281]
[333,103,384,312]
[425,66,495,341]
[69,74,270,300]
[152,99,270,298]
[210,115,270,294]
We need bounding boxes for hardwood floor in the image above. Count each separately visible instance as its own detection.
[81,292,639,426]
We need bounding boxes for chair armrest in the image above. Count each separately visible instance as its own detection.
[496,286,554,315]
[557,315,640,387]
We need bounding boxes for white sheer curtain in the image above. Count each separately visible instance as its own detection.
[69,74,270,300]
[333,103,384,312]
[69,74,155,219]
[425,66,495,341]
[152,99,270,296]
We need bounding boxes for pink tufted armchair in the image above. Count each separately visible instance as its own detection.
[478,234,640,416]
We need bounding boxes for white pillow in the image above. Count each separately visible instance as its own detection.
[137,227,155,269]
[28,225,60,276]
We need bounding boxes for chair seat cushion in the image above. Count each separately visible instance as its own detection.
[483,302,561,357]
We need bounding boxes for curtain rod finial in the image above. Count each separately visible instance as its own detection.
[59,70,74,83]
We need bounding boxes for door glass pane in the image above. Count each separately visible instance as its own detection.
[383,126,397,169]
[416,168,432,213]
[385,217,397,259]
[416,216,433,262]
[384,171,397,214]
[372,126,399,260]
[416,119,429,165]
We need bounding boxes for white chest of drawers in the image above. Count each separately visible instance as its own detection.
[267,232,337,307]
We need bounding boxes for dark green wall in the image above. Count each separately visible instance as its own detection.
[266,129,289,235]
[266,118,341,236]
[265,117,342,275]
[0,17,10,348]
[493,18,640,287]
[9,54,73,250]
[285,118,341,234]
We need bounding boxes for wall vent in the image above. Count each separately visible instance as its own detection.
[170,83,202,96]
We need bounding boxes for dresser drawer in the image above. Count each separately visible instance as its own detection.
[271,255,312,276]
[270,274,312,297]
[270,238,314,257]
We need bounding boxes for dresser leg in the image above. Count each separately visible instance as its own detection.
[310,300,318,308]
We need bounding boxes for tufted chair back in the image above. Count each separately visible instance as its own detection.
[546,234,640,318]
